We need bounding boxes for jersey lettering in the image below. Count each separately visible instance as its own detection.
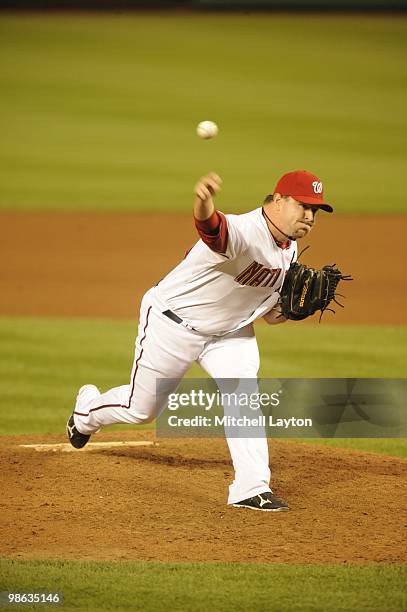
[235,261,263,284]
[235,261,281,288]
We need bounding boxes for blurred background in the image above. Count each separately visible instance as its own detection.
[0,2,406,213]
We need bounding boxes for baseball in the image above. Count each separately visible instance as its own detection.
[196,120,218,140]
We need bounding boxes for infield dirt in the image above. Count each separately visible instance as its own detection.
[1,212,406,323]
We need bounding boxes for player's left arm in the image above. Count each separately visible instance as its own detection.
[263,243,296,324]
[263,303,287,325]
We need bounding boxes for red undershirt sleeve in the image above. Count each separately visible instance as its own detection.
[194,210,229,254]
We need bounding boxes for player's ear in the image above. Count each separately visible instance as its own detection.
[273,193,283,210]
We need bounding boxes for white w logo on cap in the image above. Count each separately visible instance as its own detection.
[312,181,323,194]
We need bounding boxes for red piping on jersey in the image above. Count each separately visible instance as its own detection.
[194,210,228,254]
[74,306,152,416]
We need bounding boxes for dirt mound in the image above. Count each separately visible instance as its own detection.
[1,432,405,563]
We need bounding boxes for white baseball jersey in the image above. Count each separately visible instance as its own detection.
[155,207,298,335]
[73,206,294,505]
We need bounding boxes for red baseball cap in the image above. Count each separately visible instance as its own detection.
[274,170,333,213]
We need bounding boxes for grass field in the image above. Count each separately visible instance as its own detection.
[0,13,406,214]
[0,560,405,612]
[0,316,405,458]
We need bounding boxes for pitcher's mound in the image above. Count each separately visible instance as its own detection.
[1,431,405,563]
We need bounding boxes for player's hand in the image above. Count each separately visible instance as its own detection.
[263,302,287,325]
[194,173,222,201]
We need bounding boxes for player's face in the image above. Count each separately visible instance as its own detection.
[280,196,318,239]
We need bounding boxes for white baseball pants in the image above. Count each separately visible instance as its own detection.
[74,287,271,504]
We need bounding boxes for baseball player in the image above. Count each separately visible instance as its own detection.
[67,169,334,512]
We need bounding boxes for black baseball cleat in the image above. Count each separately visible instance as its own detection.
[66,384,100,449]
[233,491,289,512]
[66,414,91,449]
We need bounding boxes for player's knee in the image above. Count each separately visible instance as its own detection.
[127,410,155,425]
[127,400,157,425]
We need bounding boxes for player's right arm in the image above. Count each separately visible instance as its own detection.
[192,173,248,258]
[193,173,229,254]
[194,173,222,220]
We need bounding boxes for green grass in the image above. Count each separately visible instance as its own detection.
[0,317,406,459]
[255,324,407,378]
[0,14,406,213]
[0,560,405,612]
